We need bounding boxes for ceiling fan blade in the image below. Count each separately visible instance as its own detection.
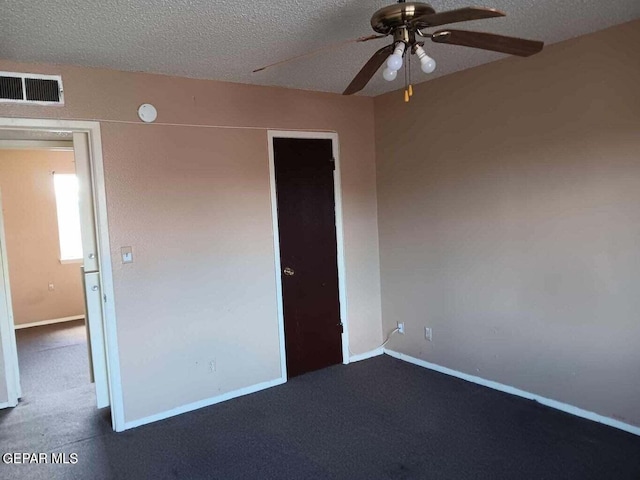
[412,7,505,28]
[252,34,387,73]
[431,29,544,56]
[343,44,394,95]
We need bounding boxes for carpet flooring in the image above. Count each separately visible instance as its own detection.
[1,325,639,479]
[14,320,91,396]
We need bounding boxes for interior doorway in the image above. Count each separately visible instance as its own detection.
[0,120,123,431]
[0,143,95,403]
[269,132,349,378]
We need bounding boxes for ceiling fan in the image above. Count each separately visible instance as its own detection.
[254,1,544,100]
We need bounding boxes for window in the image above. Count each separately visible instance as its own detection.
[53,173,83,262]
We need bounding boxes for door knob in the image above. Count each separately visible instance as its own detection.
[91,285,99,291]
[283,267,295,276]
[88,253,96,259]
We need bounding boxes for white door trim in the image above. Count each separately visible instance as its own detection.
[0,140,73,151]
[0,117,125,432]
[0,191,20,406]
[267,130,351,381]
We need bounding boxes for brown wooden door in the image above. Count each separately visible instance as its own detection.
[273,137,343,378]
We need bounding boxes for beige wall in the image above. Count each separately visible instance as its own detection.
[0,150,85,325]
[375,20,640,427]
[0,60,382,422]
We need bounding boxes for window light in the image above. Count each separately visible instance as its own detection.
[53,173,83,262]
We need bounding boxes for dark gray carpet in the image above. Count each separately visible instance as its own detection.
[14,319,90,396]
[1,347,639,479]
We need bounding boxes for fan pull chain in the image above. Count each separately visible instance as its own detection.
[408,53,413,97]
[403,50,409,103]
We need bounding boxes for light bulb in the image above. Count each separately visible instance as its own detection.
[386,42,406,72]
[415,45,437,74]
[421,57,436,74]
[386,54,403,71]
[382,68,397,81]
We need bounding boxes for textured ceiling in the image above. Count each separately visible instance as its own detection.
[1,1,639,96]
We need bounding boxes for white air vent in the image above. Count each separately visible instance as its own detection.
[0,72,64,105]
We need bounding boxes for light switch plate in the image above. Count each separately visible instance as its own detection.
[121,246,133,264]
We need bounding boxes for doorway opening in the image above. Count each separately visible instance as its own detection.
[0,143,94,403]
[0,120,123,432]
[268,131,350,379]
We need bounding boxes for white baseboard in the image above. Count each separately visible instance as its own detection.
[14,315,84,330]
[384,349,640,437]
[349,347,384,363]
[124,376,287,430]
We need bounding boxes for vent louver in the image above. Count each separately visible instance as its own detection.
[0,72,64,105]
[0,76,23,100]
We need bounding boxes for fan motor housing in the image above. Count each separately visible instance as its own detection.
[370,2,435,34]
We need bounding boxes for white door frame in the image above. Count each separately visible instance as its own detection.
[0,191,20,408]
[0,117,125,432]
[267,130,351,380]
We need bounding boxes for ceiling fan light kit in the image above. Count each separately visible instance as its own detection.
[253,1,544,102]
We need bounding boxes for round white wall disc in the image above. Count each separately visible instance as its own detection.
[138,104,158,123]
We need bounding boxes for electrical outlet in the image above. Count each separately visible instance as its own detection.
[208,360,216,373]
[397,322,405,334]
[425,327,433,341]
[48,283,55,291]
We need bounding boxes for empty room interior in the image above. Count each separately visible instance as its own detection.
[0,1,639,479]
